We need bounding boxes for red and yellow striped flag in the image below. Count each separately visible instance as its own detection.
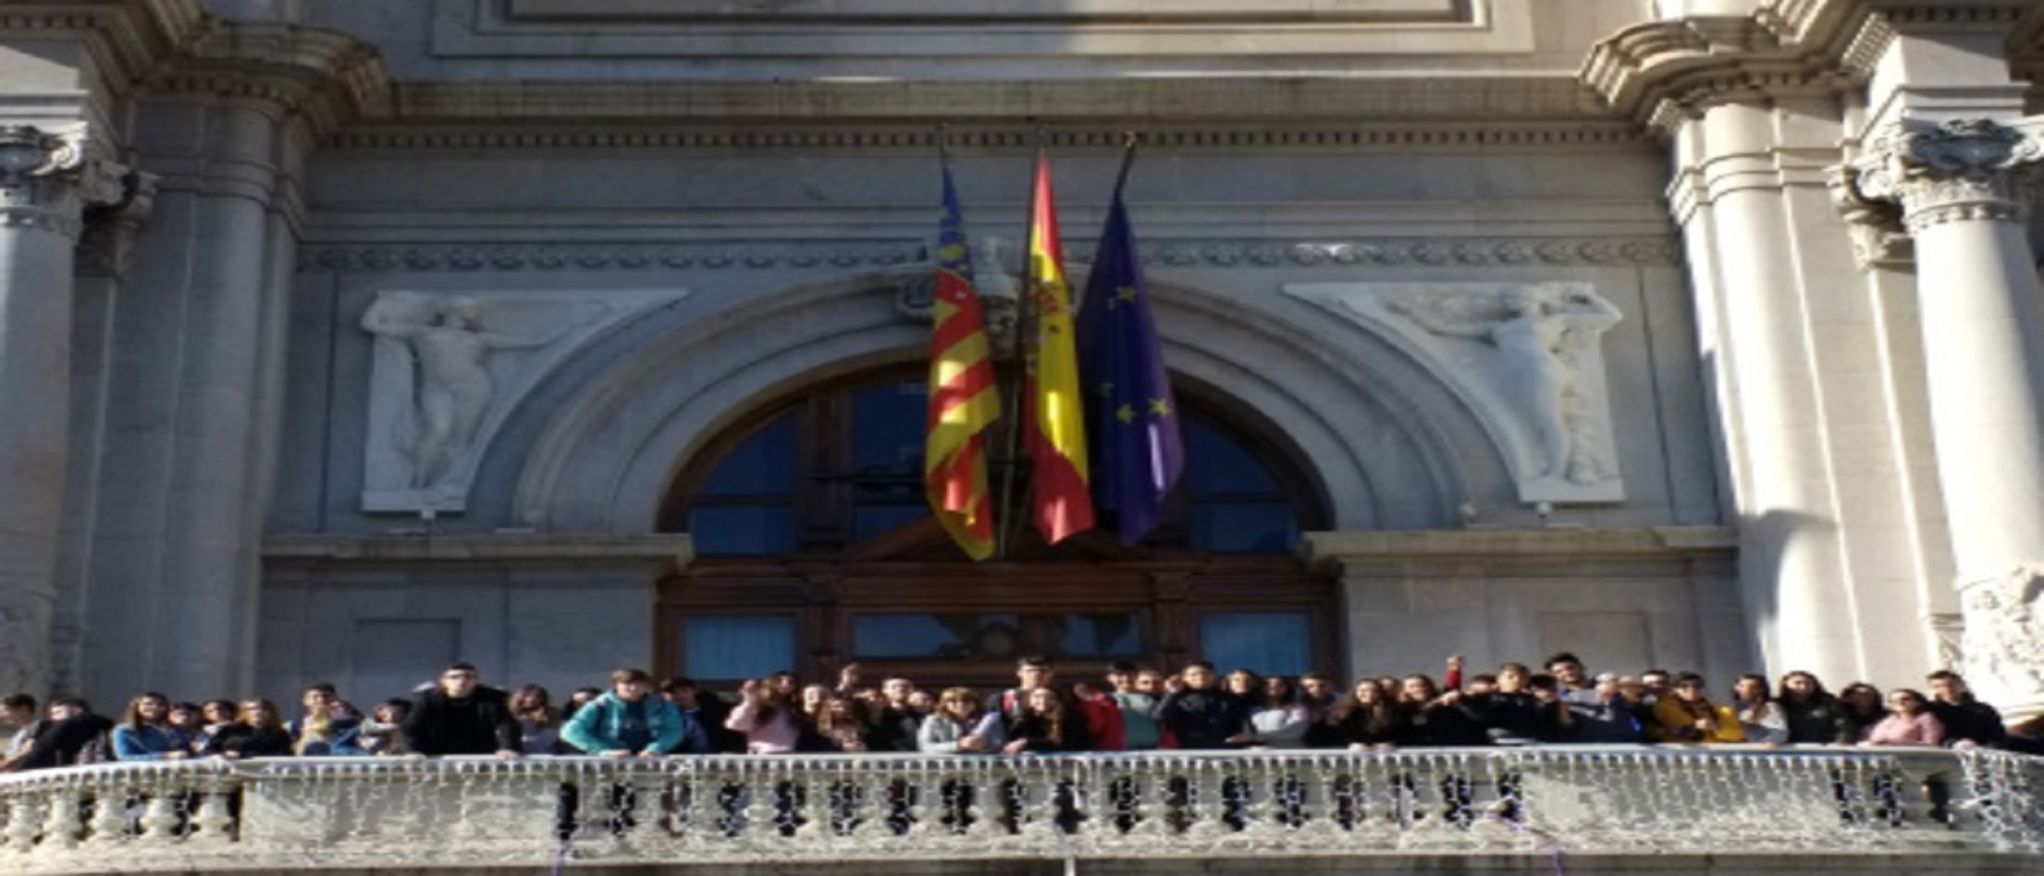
[925,165,1001,560]
[1024,152,1095,543]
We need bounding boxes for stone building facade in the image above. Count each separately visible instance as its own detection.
[0,0,2038,722]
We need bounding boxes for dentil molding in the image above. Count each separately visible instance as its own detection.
[299,236,1680,276]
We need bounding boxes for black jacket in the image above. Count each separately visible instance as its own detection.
[1398,701,1490,747]
[204,724,294,758]
[1781,695,1854,744]
[1466,692,1547,744]
[866,706,923,753]
[1152,689,1249,750]
[17,714,114,770]
[1931,699,2006,747]
[403,688,522,756]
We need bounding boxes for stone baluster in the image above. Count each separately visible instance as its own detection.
[0,124,130,697]
[139,788,181,842]
[1839,116,2044,721]
[39,787,83,850]
[188,780,235,846]
[4,795,41,851]
[85,781,127,846]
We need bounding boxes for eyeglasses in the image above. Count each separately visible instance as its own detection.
[444,672,477,680]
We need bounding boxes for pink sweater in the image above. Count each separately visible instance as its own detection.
[1864,712,1945,747]
[724,699,800,754]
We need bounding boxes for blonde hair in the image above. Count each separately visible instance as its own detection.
[937,687,981,719]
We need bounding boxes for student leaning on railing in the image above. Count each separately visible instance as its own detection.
[3,653,2039,770]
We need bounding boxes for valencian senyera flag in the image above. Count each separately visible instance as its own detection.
[923,163,1002,560]
[1024,151,1095,544]
[1078,146,1183,545]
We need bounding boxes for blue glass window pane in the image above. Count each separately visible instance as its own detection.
[1201,613,1311,677]
[853,504,929,542]
[688,506,797,554]
[1183,418,1278,494]
[853,383,928,475]
[684,615,795,680]
[1058,614,1145,657]
[852,613,1144,659]
[701,417,798,496]
[1188,502,1296,552]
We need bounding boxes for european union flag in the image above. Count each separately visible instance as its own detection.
[1078,150,1183,545]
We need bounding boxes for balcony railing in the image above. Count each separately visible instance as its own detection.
[2,748,2040,873]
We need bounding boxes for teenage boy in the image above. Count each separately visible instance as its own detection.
[1926,671,2006,748]
[993,656,1057,722]
[1106,662,1161,751]
[1544,653,1600,705]
[404,662,522,757]
[1151,661,1250,749]
[13,698,114,771]
[564,668,706,756]
[867,676,924,752]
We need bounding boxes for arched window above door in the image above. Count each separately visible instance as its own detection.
[661,368,1323,557]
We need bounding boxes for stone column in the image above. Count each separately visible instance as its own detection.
[0,125,126,696]
[1842,116,2044,719]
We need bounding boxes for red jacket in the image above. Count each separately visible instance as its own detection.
[1074,692,1126,751]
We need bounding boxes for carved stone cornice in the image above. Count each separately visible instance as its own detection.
[1581,0,2041,136]
[334,120,1648,154]
[0,0,209,89]
[298,236,1681,276]
[1839,117,2044,232]
[166,21,393,130]
[385,77,1607,126]
[0,124,132,241]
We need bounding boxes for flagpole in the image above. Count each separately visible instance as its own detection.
[995,137,1044,561]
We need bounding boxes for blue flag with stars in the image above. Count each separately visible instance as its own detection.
[1078,151,1183,545]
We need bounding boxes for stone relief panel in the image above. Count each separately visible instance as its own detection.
[1958,566,2044,711]
[1285,281,1626,505]
[358,289,689,514]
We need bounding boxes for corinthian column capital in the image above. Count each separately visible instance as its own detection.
[0,125,132,241]
[1840,117,2044,232]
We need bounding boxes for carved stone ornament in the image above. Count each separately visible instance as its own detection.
[359,289,689,514]
[896,233,1023,359]
[1956,565,2044,714]
[1840,117,2044,232]
[0,124,129,240]
[1284,281,1627,505]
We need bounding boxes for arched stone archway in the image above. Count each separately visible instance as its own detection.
[488,270,1516,535]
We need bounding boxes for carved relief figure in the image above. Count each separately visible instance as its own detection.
[360,294,571,489]
[1388,285,1623,484]
[1959,567,2044,699]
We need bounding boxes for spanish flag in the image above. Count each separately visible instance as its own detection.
[1024,151,1095,543]
[924,163,1001,560]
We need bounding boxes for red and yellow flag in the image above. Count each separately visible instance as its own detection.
[1024,152,1095,543]
[925,165,1001,560]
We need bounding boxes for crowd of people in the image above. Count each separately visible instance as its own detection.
[4,654,2040,772]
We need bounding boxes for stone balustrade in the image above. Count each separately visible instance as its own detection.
[0,748,2039,873]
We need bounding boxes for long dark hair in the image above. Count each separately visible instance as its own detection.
[1329,681,1403,739]
[1775,670,1831,703]
[122,692,170,731]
